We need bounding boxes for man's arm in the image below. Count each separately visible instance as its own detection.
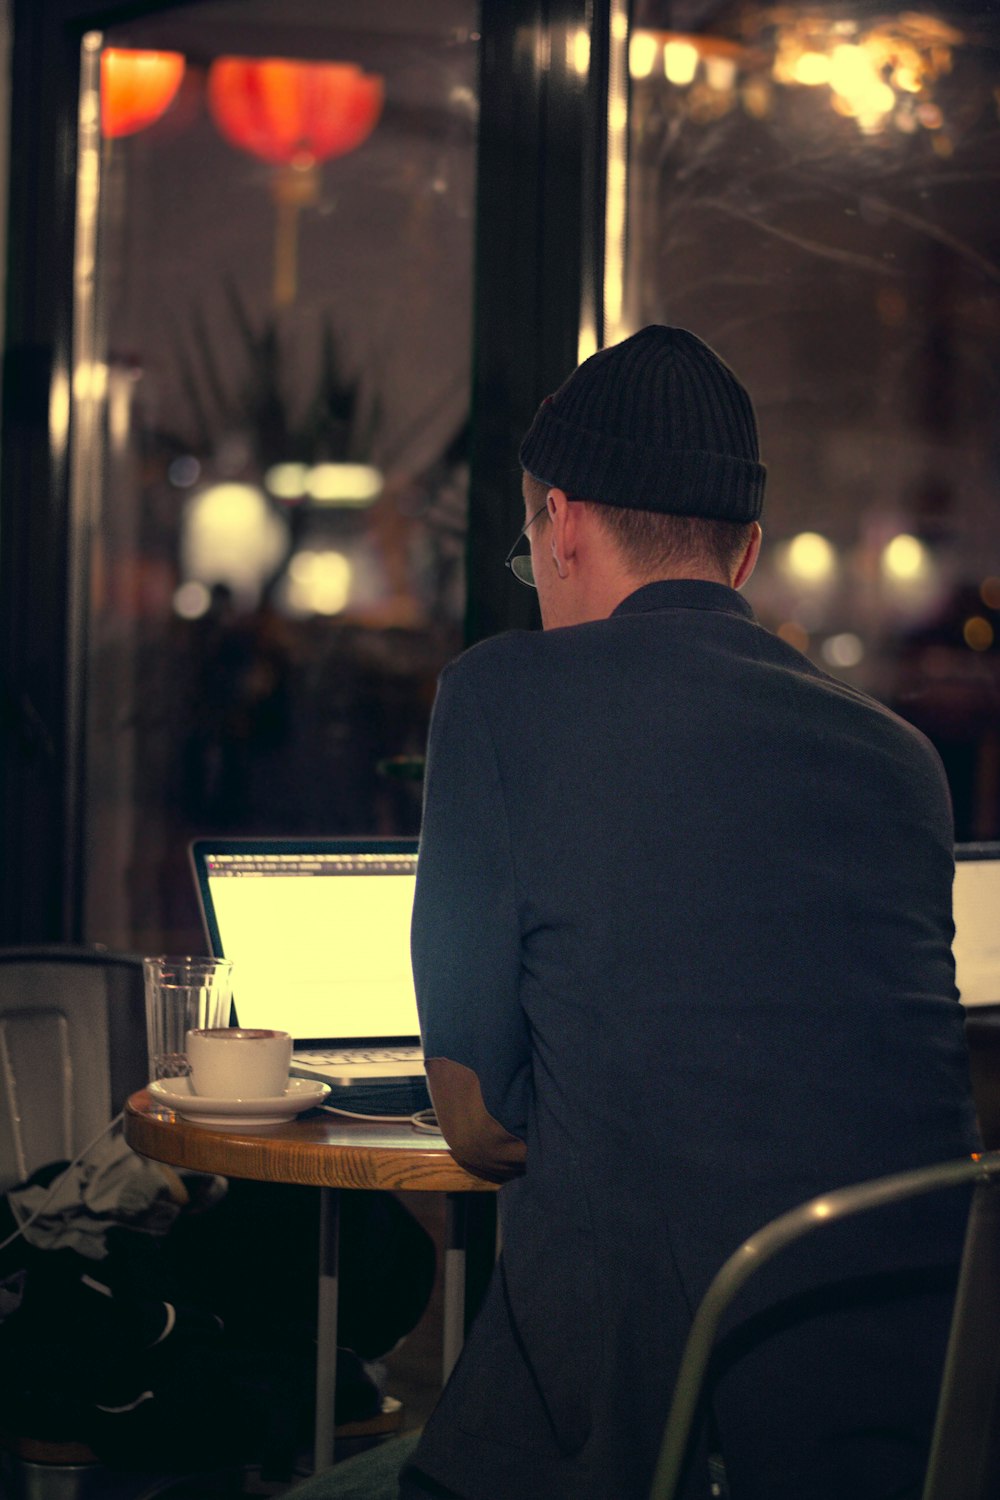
[412,655,533,1178]
[425,1057,527,1184]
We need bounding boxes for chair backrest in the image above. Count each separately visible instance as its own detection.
[0,946,147,1191]
[649,1151,1000,1500]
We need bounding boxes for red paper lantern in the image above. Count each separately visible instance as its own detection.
[207,57,384,307]
[207,57,384,167]
[101,49,186,139]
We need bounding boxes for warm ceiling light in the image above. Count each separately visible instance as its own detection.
[792,51,830,86]
[305,463,382,505]
[630,33,657,78]
[663,39,699,86]
[101,48,185,139]
[829,43,895,124]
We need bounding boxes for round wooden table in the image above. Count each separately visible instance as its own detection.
[124,1089,496,1470]
[125,1086,495,1192]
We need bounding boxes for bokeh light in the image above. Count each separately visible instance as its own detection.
[629,33,656,78]
[306,463,382,505]
[285,549,352,615]
[881,533,932,583]
[980,577,1000,610]
[792,50,829,86]
[632,14,960,140]
[265,463,309,499]
[168,455,201,488]
[173,580,212,619]
[181,483,288,604]
[963,616,995,652]
[821,632,865,669]
[663,40,699,85]
[829,43,895,128]
[779,531,838,586]
[777,621,810,653]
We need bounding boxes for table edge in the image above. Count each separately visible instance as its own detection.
[124,1090,496,1192]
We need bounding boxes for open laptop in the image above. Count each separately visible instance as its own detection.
[190,836,427,1092]
[954,842,1000,1008]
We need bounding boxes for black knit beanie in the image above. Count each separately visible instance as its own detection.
[518,325,765,522]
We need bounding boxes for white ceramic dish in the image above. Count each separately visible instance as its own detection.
[149,1075,330,1126]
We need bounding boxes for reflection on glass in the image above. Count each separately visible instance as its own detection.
[629,10,963,139]
[627,2,1000,838]
[80,0,477,949]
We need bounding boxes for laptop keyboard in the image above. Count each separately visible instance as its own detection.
[296,1046,422,1066]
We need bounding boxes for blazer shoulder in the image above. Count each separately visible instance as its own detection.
[441,629,543,686]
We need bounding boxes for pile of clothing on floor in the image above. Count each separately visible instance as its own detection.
[0,1126,435,1477]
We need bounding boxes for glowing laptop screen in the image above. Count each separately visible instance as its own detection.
[192,841,419,1043]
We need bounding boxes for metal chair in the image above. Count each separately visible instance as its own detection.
[0,945,231,1500]
[649,1150,1000,1500]
[0,945,148,1195]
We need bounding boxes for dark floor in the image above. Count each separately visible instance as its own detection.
[0,1186,453,1500]
[113,1192,449,1500]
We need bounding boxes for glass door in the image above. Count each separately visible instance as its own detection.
[622,1,1000,837]
[74,1,479,948]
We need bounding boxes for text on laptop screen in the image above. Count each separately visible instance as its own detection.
[205,850,418,1039]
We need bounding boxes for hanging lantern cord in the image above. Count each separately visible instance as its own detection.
[272,160,320,309]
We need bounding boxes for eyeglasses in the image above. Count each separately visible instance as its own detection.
[504,505,546,588]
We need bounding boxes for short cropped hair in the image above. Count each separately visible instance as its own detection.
[522,473,753,582]
[584,502,754,581]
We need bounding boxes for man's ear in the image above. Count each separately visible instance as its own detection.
[733,523,762,590]
[547,488,576,577]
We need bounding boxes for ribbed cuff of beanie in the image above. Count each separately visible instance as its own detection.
[519,409,765,522]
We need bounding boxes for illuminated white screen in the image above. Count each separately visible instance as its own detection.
[207,869,418,1038]
[954,857,1000,1008]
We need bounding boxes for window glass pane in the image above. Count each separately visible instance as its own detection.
[626,2,1000,838]
[80,1,478,949]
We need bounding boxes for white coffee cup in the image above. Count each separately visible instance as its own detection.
[186,1027,293,1099]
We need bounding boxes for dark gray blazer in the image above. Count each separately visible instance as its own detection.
[409,580,978,1500]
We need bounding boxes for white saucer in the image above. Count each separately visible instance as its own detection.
[149,1075,330,1127]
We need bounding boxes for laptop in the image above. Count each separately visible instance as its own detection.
[954,842,1000,1008]
[190,836,427,1094]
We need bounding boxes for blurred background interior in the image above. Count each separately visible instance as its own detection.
[1,0,998,953]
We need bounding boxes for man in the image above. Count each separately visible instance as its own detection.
[403,327,978,1499]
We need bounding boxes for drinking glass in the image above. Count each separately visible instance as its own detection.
[143,955,234,1081]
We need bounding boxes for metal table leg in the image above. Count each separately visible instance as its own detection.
[443,1193,498,1382]
[442,1194,467,1383]
[314,1186,340,1470]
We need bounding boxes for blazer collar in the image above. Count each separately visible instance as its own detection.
[611,578,756,622]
